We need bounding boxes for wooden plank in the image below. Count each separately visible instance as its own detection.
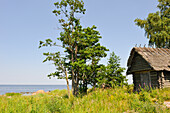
[140,72,151,88]
[150,71,158,89]
[164,81,170,83]
[130,53,151,72]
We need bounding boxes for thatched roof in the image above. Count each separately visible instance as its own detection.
[127,47,170,74]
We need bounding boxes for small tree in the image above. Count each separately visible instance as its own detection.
[39,0,108,96]
[42,51,70,98]
[134,0,170,48]
[97,52,127,88]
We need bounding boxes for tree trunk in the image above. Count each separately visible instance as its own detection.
[75,71,79,95]
[71,68,74,94]
[65,69,70,98]
[74,44,79,96]
[71,51,75,95]
[71,50,78,96]
[93,82,96,90]
[83,81,87,94]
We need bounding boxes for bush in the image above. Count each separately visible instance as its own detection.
[5,92,22,96]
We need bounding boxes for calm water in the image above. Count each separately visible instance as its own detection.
[0,85,71,95]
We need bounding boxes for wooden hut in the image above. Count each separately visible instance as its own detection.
[127,47,170,91]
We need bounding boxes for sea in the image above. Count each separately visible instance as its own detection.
[0,85,71,95]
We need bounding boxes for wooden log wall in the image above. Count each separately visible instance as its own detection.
[158,72,163,89]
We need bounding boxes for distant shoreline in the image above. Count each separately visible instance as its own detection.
[0,84,71,86]
[0,85,71,95]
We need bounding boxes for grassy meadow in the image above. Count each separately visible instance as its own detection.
[0,86,170,113]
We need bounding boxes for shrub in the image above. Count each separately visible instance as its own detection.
[5,92,22,96]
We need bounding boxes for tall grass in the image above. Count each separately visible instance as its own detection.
[0,87,169,113]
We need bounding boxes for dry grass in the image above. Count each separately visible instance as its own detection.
[0,86,169,113]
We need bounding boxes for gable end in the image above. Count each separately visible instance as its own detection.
[127,52,152,74]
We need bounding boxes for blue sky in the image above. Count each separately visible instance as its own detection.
[0,0,158,85]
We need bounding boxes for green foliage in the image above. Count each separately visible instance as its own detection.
[0,87,169,113]
[134,0,170,48]
[39,0,87,96]
[5,93,22,96]
[97,51,127,88]
[139,91,152,102]
[39,0,109,95]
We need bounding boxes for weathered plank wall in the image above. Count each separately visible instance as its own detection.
[130,53,151,73]
[150,71,158,88]
[133,71,160,90]
[140,72,150,88]
[163,71,170,88]
[133,73,141,91]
